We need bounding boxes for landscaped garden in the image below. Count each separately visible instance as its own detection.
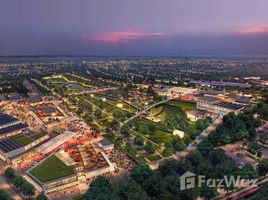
[29,155,75,183]
[11,134,35,146]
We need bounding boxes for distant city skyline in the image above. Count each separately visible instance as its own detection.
[1,0,268,56]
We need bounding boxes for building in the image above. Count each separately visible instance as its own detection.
[187,109,216,122]
[98,138,114,152]
[0,113,28,140]
[0,134,49,164]
[197,96,243,115]
[27,95,43,106]
[235,96,251,105]
[28,143,114,194]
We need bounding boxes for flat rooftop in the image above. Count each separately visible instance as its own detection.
[0,123,28,136]
[197,96,220,103]
[29,154,75,183]
[214,101,243,110]
[0,138,23,153]
[0,113,19,126]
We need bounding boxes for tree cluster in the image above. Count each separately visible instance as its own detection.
[5,167,35,198]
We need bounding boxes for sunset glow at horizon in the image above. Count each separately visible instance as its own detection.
[92,30,166,43]
[1,0,268,56]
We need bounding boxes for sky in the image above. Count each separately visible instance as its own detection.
[0,0,268,56]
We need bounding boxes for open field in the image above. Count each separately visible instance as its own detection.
[29,155,74,183]
[148,130,173,145]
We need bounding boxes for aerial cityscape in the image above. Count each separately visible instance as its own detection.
[1,1,268,200]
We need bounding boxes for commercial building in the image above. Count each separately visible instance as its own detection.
[0,134,49,164]
[98,138,114,152]
[0,113,28,140]
[28,143,114,194]
[197,96,243,115]
[187,109,216,122]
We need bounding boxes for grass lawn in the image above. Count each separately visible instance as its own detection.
[11,134,34,146]
[73,195,84,200]
[164,100,196,111]
[30,155,74,183]
[148,130,173,145]
[146,154,162,162]
[149,105,183,123]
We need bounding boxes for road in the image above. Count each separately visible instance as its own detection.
[218,176,268,200]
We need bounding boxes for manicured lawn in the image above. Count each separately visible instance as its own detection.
[30,155,74,183]
[149,105,183,122]
[11,134,34,146]
[146,154,162,161]
[148,130,173,145]
[164,100,196,111]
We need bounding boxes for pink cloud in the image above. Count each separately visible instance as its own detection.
[92,30,166,43]
[236,25,268,34]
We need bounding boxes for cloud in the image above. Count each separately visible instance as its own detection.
[236,25,268,35]
[92,30,166,43]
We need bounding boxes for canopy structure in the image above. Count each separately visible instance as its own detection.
[36,131,77,154]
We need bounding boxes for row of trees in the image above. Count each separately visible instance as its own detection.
[5,167,35,199]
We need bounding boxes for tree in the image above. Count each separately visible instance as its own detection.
[22,182,35,199]
[84,176,118,200]
[258,158,268,176]
[130,164,153,185]
[208,148,228,166]
[144,142,155,154]
[148,123,157,133]
[94,109,102,119]
[36,192,48,200]
[164,175,180,195]
[110,119,120,130]
[200,184,218,200]
[173,139,187,152]
[5,167,16,181]
[143,174,165,198]
[239,163,259,180]
[0,190,13,200]
[138,125,150,135]
[117,180,150,200]
[120,125,130,138]
[197,139,214,156]
[134,136,144,146]
[112,110,125,120]
[178,189,196,200]
[247,142,261,155]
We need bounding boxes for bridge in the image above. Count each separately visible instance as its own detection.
[123,98,172,125]
[70,87,118,96]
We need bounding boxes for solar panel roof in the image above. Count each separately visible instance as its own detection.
[0,138,22,153]
[0,113,18,126]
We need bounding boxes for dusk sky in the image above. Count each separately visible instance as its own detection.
[1,0,268,56]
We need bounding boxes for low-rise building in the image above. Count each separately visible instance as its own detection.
[197,96,243,115]
[98,138,114,152]
[0,113,28,140]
